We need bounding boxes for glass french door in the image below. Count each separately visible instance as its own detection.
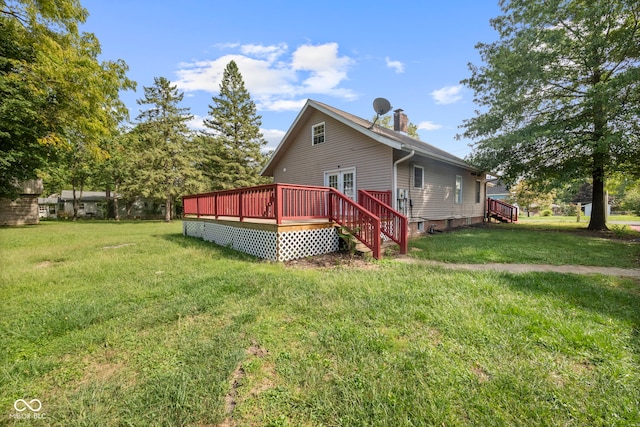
[324,168,356,200]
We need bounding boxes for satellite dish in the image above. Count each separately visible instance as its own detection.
[373,97,392,115]
[370,97,392,129]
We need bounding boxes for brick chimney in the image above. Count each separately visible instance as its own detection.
[394,109,408,133]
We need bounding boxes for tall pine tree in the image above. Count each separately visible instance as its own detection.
[202,60,269,189]
[133,77,204,221]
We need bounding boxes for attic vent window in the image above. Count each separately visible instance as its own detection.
[312,122,325,145]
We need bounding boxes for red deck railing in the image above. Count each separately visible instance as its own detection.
[183,184,398,259]
[358,190,408,254]
[487,198,518,222]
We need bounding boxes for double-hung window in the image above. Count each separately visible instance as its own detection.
[455,175,463,204]
[312,122,325,145]
[413,165,424,189]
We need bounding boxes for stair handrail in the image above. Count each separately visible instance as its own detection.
[328,188,381,259]
[487,198,518,222]
[358,190,408,255]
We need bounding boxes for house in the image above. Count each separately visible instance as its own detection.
[182,100,513,261]
[261,99,487,235]
[486,179,511,201]
[38,195,61,219]
[38,191,165,219]
[0,179,43,226]
[582,202,611,217]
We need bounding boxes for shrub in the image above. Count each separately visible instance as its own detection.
[621,186,640,215]
[540,209,553,216]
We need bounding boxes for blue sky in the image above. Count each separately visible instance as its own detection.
[81,1,502,158]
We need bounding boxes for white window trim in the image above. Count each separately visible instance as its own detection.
[312,122,325,146]
[413,165,424,189]
[455,175,463,204]
[475,180,481,204]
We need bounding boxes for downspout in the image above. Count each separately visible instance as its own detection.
[393,149,415,210]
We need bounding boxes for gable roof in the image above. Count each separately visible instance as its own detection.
[262,99,479,176]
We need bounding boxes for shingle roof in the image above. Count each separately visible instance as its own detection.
[60,190,112,201]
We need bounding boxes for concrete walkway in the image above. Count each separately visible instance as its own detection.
[396,257,640,278]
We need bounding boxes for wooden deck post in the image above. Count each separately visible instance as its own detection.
[275,184,283,224]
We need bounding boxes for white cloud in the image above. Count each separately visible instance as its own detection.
[261,128,286,151]
[240,43,288,62]
[417,121,442,131]
[175,42,356,112]
[385,57,405,74]
[186,114,207,131]
[431,85,463,105]
[259,99,307,112]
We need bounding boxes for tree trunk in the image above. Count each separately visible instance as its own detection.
[113,195,120,221]
[588,153,608,231]
[165,195,172,222]
[72,187,79,221]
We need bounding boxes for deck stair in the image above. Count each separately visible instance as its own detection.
[487,198,518,223]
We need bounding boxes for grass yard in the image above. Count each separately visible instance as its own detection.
[409,221,640,267]
[1,221,639,426]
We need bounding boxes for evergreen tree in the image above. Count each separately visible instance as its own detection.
[133,77,204,221]
[460,0,640,231]
[202,60,269,189]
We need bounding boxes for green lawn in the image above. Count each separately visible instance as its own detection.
[1,221,639,426]
[409,221,640,267]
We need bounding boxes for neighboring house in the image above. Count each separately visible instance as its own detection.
[0,179,43,226]
[583,202,611,217]
[261,100,486,235]
[486,180,511,201]
[38,191,165,219]
[38,195,61,219]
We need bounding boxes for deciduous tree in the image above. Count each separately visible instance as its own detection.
[0,0,134,198]
[460,0,640,230]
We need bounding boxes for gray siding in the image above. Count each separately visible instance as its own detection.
[272,110,393,193]
[396,153,485,220]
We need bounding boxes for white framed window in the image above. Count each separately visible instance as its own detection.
[312,122,325,145]
[475,180,481,203]
[413,165,424,189]
[455,175,463,204]
[417,221,424,232]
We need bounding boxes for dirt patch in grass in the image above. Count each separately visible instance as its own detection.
[221,341,273,427]
[35,261,53,269]
[103,243,136,249]
[471,363,492,384]
[285,251,376,269]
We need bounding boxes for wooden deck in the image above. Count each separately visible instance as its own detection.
[182,184,408,260]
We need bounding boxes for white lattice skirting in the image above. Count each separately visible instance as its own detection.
[183,220,339,262]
